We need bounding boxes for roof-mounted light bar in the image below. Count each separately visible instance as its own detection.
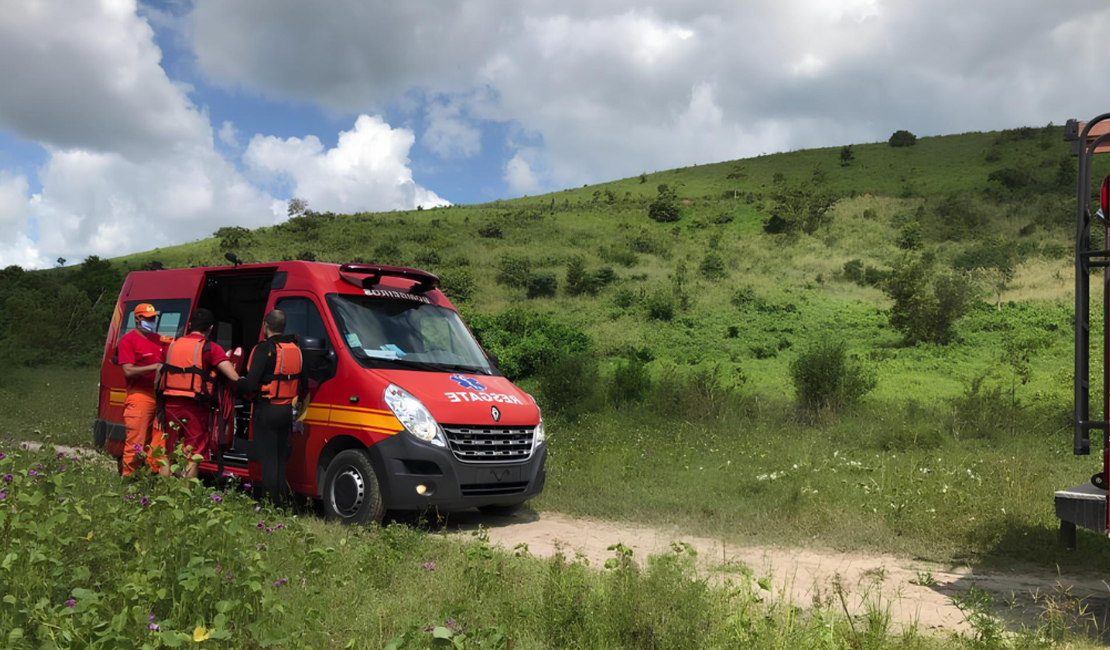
[338,263,440,294]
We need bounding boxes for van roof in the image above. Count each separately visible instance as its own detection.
[124,260,455,309]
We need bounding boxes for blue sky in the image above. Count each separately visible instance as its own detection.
[0,0,1107,268]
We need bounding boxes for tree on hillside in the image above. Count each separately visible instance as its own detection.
[287,197,310,218]
[839,145,855,167]
[763,184,839,235]
[647,183,681,223]
[888,130,917,147]
[882,250,975,344]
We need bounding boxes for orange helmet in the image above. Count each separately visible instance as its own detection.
[134,303,159,319]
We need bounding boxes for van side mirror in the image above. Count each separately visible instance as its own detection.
[487,352,500,370]
[299,337,336,383]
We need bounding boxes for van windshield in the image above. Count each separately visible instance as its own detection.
[327,295,494,375]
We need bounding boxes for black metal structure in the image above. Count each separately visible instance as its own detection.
[1057,116,1110,548]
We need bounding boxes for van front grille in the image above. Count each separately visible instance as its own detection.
[442,426,534,463]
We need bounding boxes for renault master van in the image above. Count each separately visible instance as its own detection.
[93,262,546,523]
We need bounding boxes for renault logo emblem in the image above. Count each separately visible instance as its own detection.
[491,406,501,422]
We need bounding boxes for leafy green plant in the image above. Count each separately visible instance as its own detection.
[526,272,558,299]
[647,184,681,223]
[888,130,917,147]
[496,255,532,288]
[789,340,876,412]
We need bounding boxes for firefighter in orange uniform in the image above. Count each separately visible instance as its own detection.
[116,303,169,475]
[157,308,240,479]
[239,309,304,505]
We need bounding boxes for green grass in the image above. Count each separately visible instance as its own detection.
[0,440,1101,649]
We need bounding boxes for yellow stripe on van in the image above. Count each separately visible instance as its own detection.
[304,404,402,436]
[109,389,127,407]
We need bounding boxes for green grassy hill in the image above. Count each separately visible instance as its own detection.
[114,125,1083,405]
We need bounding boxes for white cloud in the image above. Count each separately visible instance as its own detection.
[244,114,450,214]
[424,100,481,160]
[0,0,278,268]
[218,121,240,148]
[504,152,542,196]
[186,0,1110,196]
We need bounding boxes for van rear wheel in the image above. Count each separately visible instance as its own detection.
[321,449,385,525]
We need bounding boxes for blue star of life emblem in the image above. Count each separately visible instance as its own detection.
[450,374,486,391]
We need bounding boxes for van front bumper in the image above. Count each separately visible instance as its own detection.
[366,432,546,511]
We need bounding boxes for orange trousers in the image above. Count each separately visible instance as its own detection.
[121,392,162,475]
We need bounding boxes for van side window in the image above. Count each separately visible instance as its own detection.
[119,299,190,341]
[275,297,330,347]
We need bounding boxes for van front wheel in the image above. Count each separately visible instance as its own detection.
[321,449,385,525]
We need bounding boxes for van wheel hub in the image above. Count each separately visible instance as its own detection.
[331,467,365,517]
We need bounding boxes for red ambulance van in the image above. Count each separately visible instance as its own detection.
[92,262,546,523]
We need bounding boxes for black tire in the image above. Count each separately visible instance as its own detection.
[321,449,385,525]
[478,502,523,516]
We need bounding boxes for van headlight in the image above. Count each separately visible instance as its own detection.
[534,405,546,446]
[384,384,446,447]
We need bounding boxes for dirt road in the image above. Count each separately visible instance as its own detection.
[446,509,1110,633]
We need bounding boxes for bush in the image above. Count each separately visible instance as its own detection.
[477,223,503,238]
[496,255,532,288]
[526,272,558,299]
[789,340,876,412]
[699,251,727,279]
[613,288,638,310]
[538,351,601,418]
[883,252,976,344]
[897,221,923,250]
[414,247,441,267]
[987,167,1036,192]
[466,308,592,380]
[565,257,599,296]
[842,259,864,283]
[647,184,681,223]
[644,290,675,321]
[888,130,917,147]
[439,267,475,303]
[608,359,651,404]
[373,243,403,264]
[214,226,254,253]
[599,245,639,267]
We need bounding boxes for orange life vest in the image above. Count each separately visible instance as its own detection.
[251,341,302,405]
[159,337,215,399]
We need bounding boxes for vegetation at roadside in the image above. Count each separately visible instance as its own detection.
[0,442,1102,649]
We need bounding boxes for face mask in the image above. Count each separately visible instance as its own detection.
[138,319,156,333]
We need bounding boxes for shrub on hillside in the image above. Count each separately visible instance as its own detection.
[842,259,864,284]
[599,244,639,268]
[538,351,601,418]
[608,359,652,404]
[526,272,558,299]
[699,251,727,279]
[647,184,681,223]
[466,307,591,380]
[438,267,475,303]
[764,184,839,235]
[372,243,403,265]
[496,255,532,288]
[214,226,254,253]
[414,247,441,267]
[987,166,1036,192]
[565,258,614,296]
[644,290,675,321]
[789,340,876,412]
[477,222,503,239]
[883,251,976,344]
[888,130,917,147]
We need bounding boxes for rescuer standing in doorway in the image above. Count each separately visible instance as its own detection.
[157,308,240,479]
[239,309,303,506]
[116,303,168,476]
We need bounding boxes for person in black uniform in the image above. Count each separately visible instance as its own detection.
[239,310,304,506]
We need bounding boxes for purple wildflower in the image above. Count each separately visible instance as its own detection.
[57,465,66,472]
[275,523,284,530]
[56,451,66,459]
[210,493,223,503]
[446,618,461,632]
[0,491,6,501]
[225,572,233,581]
[27,470,37,477]
[254,505,261,513]
[123,494,136,501]
[242,482,252,490]
[36,463,43,470]
[64,599,75,609]
[214,564,222,573]
[265,527,273,534]
[422,561,436,571]
[0,452,6,460]
[256,521,265,530]
[131,443,142,453]
[139,496,151,507]
[148,622,160,631]
[1,474,9,483]
[273,578,288,587]
[148,614,155,621]
[20,443,28,449]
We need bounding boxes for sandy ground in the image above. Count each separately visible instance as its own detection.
[446,509,1110,634]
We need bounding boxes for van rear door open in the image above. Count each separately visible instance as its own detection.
[95,269,204,459]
